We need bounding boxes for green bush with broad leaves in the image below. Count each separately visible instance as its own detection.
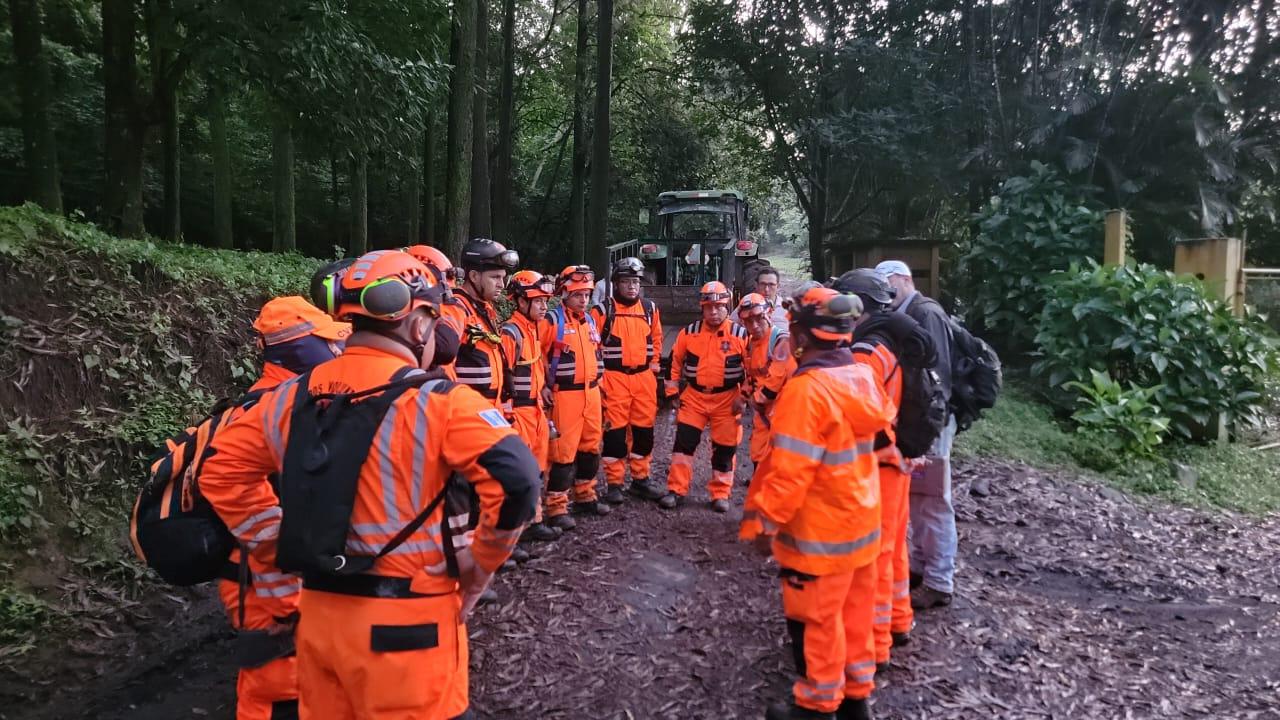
[1034,260,1279,441]
[1066,370,1170,465]
[958,161,1104,353]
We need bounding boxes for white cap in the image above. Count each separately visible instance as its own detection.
[874,260,912,278]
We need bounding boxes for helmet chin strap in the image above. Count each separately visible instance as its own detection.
[372,327,429,367]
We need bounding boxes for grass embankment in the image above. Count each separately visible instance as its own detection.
[956,382,1280,513]
[0,204,321,661]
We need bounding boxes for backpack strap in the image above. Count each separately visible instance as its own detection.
[547,306,568,381]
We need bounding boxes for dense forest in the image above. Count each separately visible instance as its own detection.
[2,0,1278,278]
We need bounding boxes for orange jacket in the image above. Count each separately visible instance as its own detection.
[452,289,508,405]
[851,336,904,467]
[670,319,749,393]
[501,312,547,410]
[200,346,538,594]
[744,326,796,405]
[541,307,602,391]
[747,348,894,575]
[434,299,467,380]
[589,298,663,374]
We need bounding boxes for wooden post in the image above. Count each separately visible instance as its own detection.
[1104,210,1127,265]
[1173,237,1244,315]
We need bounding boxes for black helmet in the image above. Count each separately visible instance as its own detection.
[309,257,357,313]
[460,237,520,272]
[611,256,644,279]
[831,269,894,308]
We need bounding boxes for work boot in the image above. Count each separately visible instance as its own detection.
[658,493,684,510]
[509,546,531,564]
[836,698,873,720]
[710,499,730,514]
[571,500,612,516]
[909,572,923,591]
[628,477,665,501]
[499,559,518,573]
[891,631,911,647]
[911,586,953,610]
[603,485,627,505]
[477,587,500,605]
[875,662,889,676]
[765,702,835,720]
[546,514,577,532]
[521,522,559,543]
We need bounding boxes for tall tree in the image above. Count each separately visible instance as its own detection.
[470,0,493,238]
[406,150,421,245]
[208,84,233,249]
[8,0,62,213]
[423,112,438,245]
[148,0,181,240]
[586,0,614,268]
[567,0,590,263]
[491,0,517,244]
[349,151,369,256]
[102,0,147,237]
[271,114,296,251]
[446,0,478,258]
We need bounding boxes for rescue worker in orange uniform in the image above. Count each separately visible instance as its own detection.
[501,270,561,542]
[590,257,665,503]
[659,281,750,513]
[217,294,350,720]
[405,244,464,372]
[834,270,921,669]
[201,250,539,720]
[541,265,609,522]
[451,238,519,405]
[745,287,895,720]
[737,292,796,471]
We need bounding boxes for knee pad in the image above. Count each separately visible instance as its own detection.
[711,443,736,472]
[548,463,575,492]
[631,425,655,457]
[602,427,628,459]
[674,422,702,454]
[574,451,600,480]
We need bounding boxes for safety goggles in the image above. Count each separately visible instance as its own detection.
[700,291,732,304]
[494,249,520,270]
[562,266,594,283]
[519,279,555,296]
[738,298,768,317]
[613,257,644,275]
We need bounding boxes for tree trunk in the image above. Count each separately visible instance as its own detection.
[586,0,614,270]
[807,148,829,281]
[349,152,368,256]
[445,0,477,259]
[329,147,341,241]
[422,112,437,245]
[272,116,296,252]
[149,0,180,241]
[568,0,589,263]
[209,85,233,249]
[491,0,517,244]
[406,151,421,246]
[470,0,492,238]
[102,0,146,236]
[9,0,62,213]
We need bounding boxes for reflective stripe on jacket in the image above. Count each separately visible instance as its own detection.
[501,313,547,409]
[669,320,749,393]
[590,298,663,373]
[453,291,507,404]
[541,308,603,391]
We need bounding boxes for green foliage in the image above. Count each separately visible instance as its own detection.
[0,587,54,656]
[1034,260,1279,440]
[1066,370,1170,465]
[958,163,1103,351]
[0,431,44,540]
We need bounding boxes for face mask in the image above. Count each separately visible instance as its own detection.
[265,335,343,374]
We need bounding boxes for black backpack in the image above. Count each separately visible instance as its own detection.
[596,297,655,346]
[949,320,1002,432]
[854,313,947,459]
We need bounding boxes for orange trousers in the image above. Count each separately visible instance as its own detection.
[748,405,772,465]
[667,388,741,500]
[548,385,603,507]
[511,405,550,523]
[781,562,877,712]
[234,656,299,720]
[873,462,913,663]
[601,370,658,486]
[295,589,468,720]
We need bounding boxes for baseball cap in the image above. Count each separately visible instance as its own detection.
[874,260,912,279]
[253,295,352,346]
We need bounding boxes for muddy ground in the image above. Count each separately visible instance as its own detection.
[10,413,1280,719]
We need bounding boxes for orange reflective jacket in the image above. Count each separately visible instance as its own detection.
[589,298,663,373]
[453,290,508,405]
[501,312,547,410]
[435,300,467,381]
[670,320,749,393]
[541,307,602,391]
[201,346,537,595]
[851,337,904,466]
[747,348,894,575]
[745,326,796,404]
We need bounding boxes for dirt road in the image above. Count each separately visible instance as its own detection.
[15,414,1280,719]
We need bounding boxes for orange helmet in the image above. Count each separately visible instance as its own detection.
[404,244,459,284]
[325,250,445,321]
[557,265,595,294]
[788,287,861,342]
[507,270,555,299]
[699,281,731,306]
[737,292,769,319]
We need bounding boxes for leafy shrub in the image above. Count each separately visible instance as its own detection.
[0,430,44,539]
[1066,370,1170,464]
[0,587,54,656]
[957,162,1103,352]
[1034,260,1279,440]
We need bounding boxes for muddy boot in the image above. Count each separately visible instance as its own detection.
[909,572,923,591]
[911,586,952,610]
[875,662,889,676]
[572,500,612,516]
[891,631,911,647]
[509,546,531,564]
[628,477,665,501]
[765,702,835,720]
[521,522,559,543]
[658,492,684,510]
[603,485,626,505]
[709,499,730,513]
[499,558,518,573]
[836,698,872,720]
[546,514,577,532]
[477,587,500,605]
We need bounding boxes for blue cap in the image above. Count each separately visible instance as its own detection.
[874,260,912,278]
